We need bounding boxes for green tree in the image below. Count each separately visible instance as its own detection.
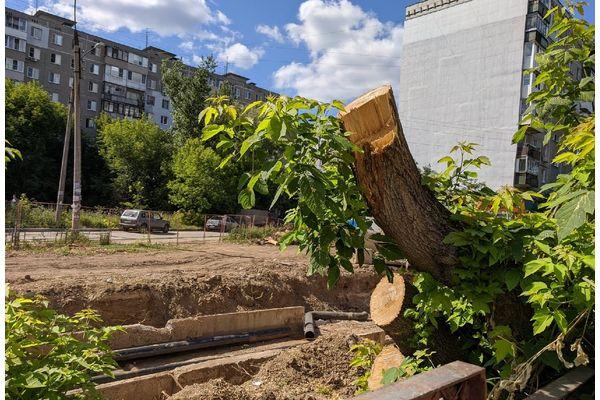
[168,138,240,220]
[161,56,216,140]
[97,114,173,209]
[5,80,67,201]
[200,2,594,395]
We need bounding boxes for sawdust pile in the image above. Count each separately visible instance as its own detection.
[169,333,361,400]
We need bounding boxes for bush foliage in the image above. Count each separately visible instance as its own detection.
[5,289,120,399]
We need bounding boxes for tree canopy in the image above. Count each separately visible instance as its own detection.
[97,114,173,210]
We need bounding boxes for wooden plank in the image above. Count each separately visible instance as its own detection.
[526,367,594,400]
[353,361,486,400]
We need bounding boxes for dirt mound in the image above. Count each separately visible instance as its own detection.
[6,243,379,326]
[170,333,360,400]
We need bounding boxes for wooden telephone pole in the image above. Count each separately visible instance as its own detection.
[54,87,73,223]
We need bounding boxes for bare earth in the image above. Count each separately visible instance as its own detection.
[6,242,380,327]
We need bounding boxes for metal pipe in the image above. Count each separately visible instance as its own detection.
[93,327,291,383]
[114,327,290,362]
[304,311,369,339]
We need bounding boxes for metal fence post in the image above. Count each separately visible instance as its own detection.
[203,215,207,243]
[147,211,152,244]
[176,230,179,246]
[12,201,22,250]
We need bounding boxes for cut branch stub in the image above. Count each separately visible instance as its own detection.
[339,85,459,283]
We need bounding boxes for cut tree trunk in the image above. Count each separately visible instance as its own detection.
[368,345,405,390]
[339,85,459,283]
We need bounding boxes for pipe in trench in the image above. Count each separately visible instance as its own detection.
[93,327,291,384]
[304,311,369,339]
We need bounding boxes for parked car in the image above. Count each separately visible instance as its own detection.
[205,216,239,232]
[119,209,170,233]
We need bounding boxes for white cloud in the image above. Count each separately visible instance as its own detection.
[256,24,284,43]
[34,0,230,37]
[179,41,195,52]
[274,0,404,102]
[217,43,264,70]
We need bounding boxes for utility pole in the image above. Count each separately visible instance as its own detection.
[71,0,82,231]
[54,86,73,223]
[145,28,149,48]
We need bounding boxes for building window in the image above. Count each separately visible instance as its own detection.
[85,118,96,128]
[52,33,63,46]
[107,46,128,61]
[515,157,527,173]
[6,15,27,31]
[51,93,59,102]
[146,95,155,105]
[148,79,156,90]
[160,115,168,125]
[69,77,73,87]
[93,46,101,56]
[26,66,39,79]
[28,46,41,60]
[89,63,100,75]
[128,53,148,67]
[30,26,42,40]
[245,90,251,100]
[88,81,98,93]
[541,169,547,184]
[523,74,531,86]
[161,99,169,109]
[87,100,97,111]
[50,53,62,65]
[48,72,61,84]
[149,62,157,73]
[5,35,26,52]
[5,58,24,72]
[234,87,240,98]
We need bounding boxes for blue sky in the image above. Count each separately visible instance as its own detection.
[6,0,595,102]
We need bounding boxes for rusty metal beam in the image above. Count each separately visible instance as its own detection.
[525,367,593,400]
[353,361,486,400]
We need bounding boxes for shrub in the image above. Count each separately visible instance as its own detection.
[226,225,279,243]
[5,289,120,399]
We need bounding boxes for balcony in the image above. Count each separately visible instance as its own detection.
[102,92,143,107]
[514,172,539,188]
[526,14,550,36]
[516,143,541,159]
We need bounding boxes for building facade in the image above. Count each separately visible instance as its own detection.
[399,0,563,189]
[5,7,277,136]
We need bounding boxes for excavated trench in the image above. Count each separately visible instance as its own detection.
[35,270,379,327]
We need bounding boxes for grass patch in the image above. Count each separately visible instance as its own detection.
[6,239,187,256]
[225,226,280,243]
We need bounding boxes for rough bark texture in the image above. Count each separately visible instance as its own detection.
[340,85,459,283]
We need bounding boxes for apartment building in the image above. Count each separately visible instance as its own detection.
[399,0,564,189]
[5,7,277,136]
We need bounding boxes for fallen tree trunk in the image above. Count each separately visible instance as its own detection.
[339,85,459,283]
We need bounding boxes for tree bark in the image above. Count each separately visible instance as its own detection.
[339,85,458,283]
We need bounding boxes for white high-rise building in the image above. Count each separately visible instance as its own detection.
[399,0,562,189]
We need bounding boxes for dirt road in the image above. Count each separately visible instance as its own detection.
[6,243,380,327]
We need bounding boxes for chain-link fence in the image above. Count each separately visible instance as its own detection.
[5,200,284,248]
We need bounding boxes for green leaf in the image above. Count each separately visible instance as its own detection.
[240,134,262,156]
[332,100,345,111]
[555,190,594,241]
[327,265,340,288]
[504,269,521,291]
[201,124,224,141]
[494,338,515,363]
[218,154,233,169]
[553,310,568,333]
[524,258,551,277]
[238,188,255,209]
[381,367,401,385]
[532,310,554,335]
